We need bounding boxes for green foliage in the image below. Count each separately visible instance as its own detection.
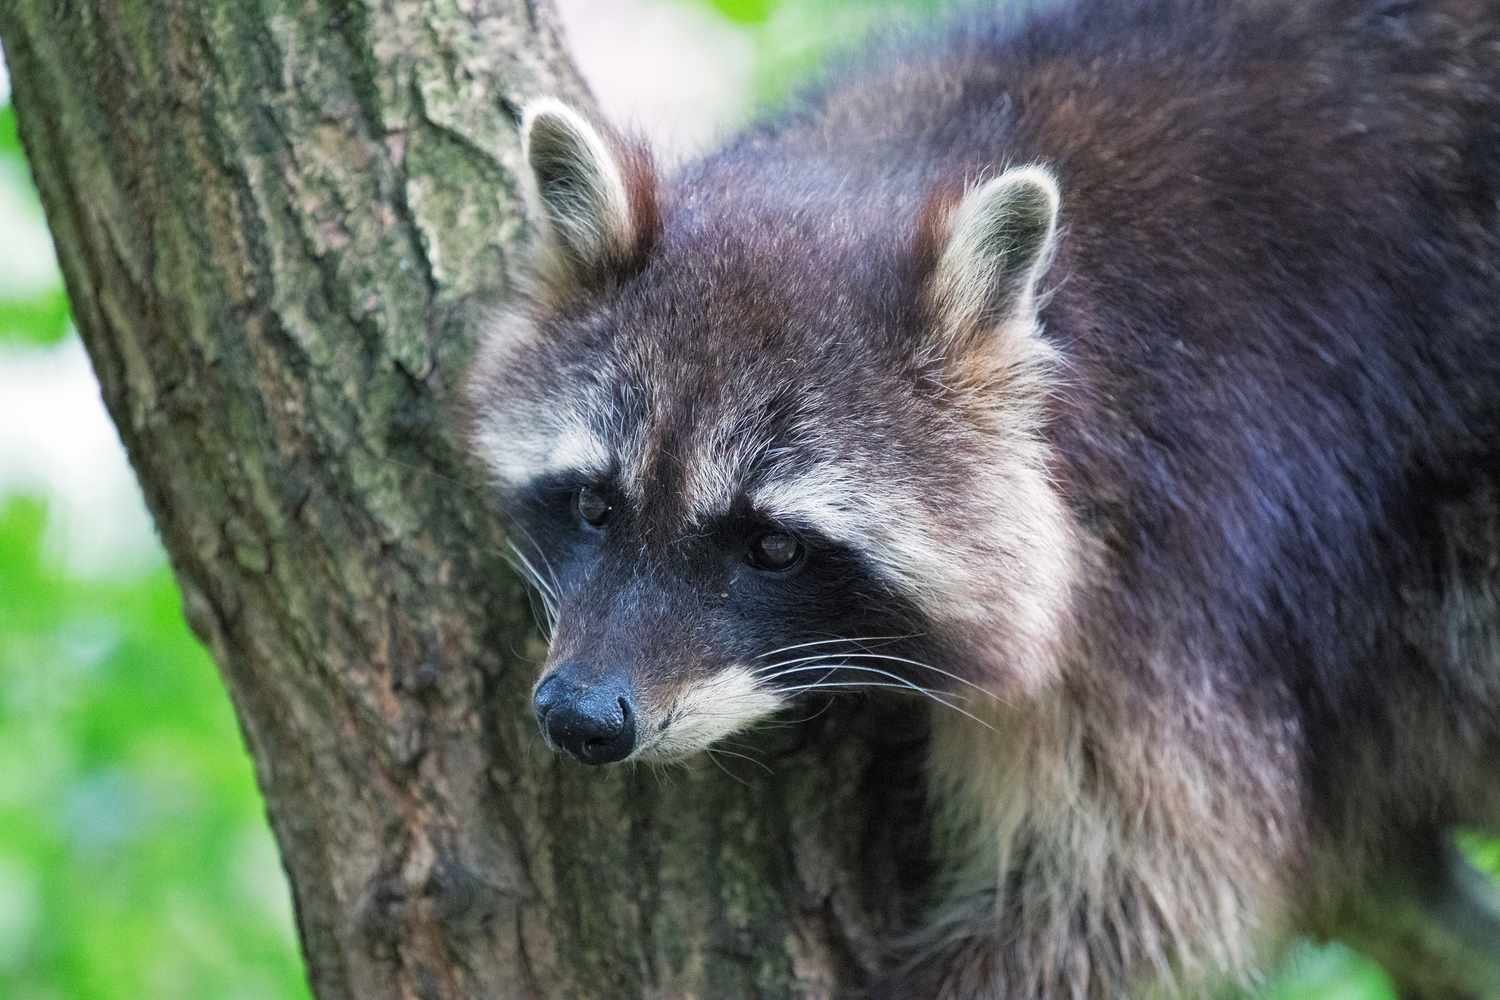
[0,286,72,345]
[709,0,956,107]
[0,102,71,345]
[1258,944,1394,1000]
[710,0,781,24]
[0,497,309,1000]
[1463,829,1500,875]
[0,104,21,159]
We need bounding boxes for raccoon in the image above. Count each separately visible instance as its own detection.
[465,0,1500,995]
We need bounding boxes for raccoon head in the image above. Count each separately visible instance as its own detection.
[466,100,1078,764]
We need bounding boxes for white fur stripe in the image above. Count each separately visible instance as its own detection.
[476,412,610,490]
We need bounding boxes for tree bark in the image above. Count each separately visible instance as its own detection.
[0,3,916,997]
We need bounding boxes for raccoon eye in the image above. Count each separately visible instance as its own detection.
[747,530,804,572]
[575,485,612,527]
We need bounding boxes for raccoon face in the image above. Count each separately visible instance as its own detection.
[466,101,1077,764]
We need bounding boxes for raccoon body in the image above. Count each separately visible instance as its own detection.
[467,1,1500,995]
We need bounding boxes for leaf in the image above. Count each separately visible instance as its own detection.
[709,0,780,25]
[0,104,20,162]
[0,286,71,344]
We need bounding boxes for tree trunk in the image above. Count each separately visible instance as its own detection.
[0,3,917,997]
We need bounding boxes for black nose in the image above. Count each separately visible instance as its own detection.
[533,664,637,764]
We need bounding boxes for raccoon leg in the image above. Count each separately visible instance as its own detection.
[1336,830,1500,1000]
[877,772,1292,994]
[876,860,1273,1000]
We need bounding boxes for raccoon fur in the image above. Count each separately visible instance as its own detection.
[465,0,1500,996]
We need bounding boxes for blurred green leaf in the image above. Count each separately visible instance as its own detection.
[0,286,71,344]
[1258,943,1396,1000]
[0,100,65,344]
[0,104,20,161]
[729,0,963,110]
[1460,830,1500,878]
[710,0,780,23]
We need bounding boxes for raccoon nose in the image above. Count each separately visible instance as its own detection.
[533,665,637,764]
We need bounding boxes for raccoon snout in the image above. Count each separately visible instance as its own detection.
[533,664,637,764]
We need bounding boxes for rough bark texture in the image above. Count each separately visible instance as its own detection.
[0,4,919,998]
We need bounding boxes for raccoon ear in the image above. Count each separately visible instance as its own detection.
[520,99,660,282]
[924,165,1060,340]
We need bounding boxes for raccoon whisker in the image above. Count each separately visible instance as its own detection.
[504,536,564,605]
[503,564,557,637]
[500,549,558,638]
[762,665,993,730]
[665,754,700,775]
[705,749,751,786]
[831,652,1008,706]
[776,681,995,732]
[521,586,555,639]
[751,650,897,675]
[766,697,839,726]
[505,521,565,609]
[504,637,538,665]
[717,742,777,774]
[759,661,964,694]
[518,594,555,639]
[754,634,919,660]
[752,651,943,685]
[501,542,554,601]
[752,649,1004,705]
[503,543,561,625]
[708,745,773,778]
[755,658,843,694]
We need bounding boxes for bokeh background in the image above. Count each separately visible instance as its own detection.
[0,2,1492,997]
